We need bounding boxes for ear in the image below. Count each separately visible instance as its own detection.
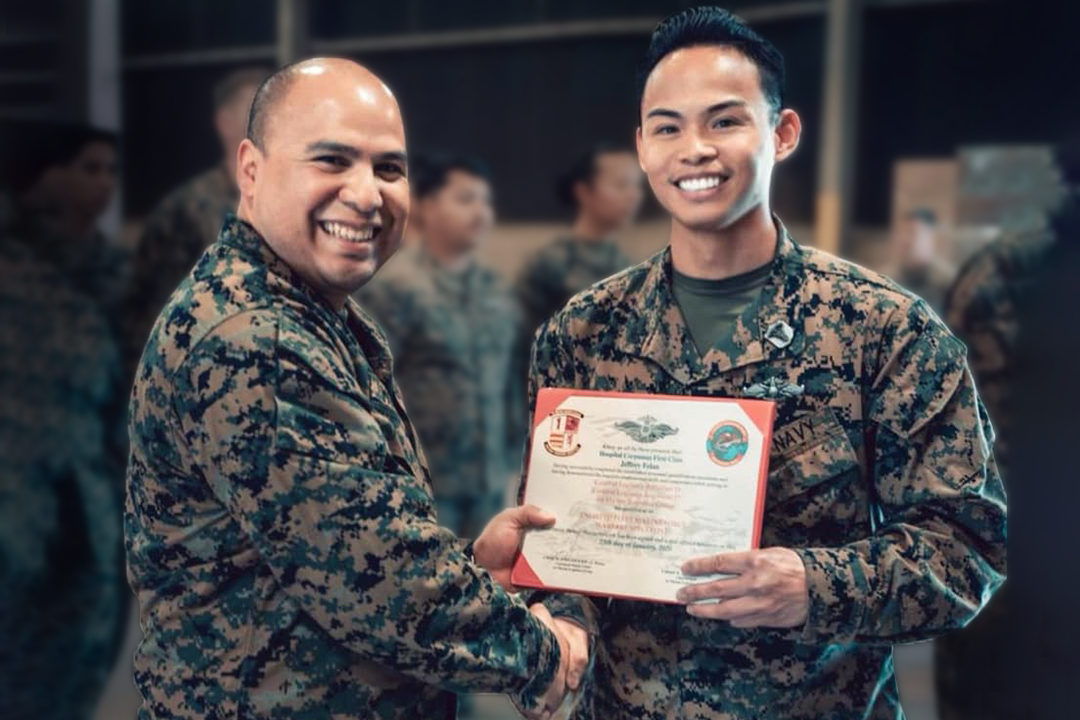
[236,138,260,196]
[635,126,646,173]
[773,109,802,163]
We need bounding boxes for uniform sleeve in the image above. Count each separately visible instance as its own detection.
[519,316,605,638]
[173,311,560,708]
[944,252,1012,466]
[795,300,1007,645]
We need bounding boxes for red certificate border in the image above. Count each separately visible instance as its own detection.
[511,387,776,603]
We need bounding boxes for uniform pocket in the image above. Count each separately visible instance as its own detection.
[766,407,860,506]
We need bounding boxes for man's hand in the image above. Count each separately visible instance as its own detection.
[552,616,589,691]
[473,505,555,590]
[677,548,809,628]
[524,603,568,720]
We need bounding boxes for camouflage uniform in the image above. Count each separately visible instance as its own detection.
[125,216,560,720]
[516,236,631,342]
[123,165,238,380]
[945,229,1054,473]
[526,222,1007,719]
[933,229,1052,720]
[514,237,632,447]
[356,245,521,538]
[2,200,131,332]
[0,233,126,719]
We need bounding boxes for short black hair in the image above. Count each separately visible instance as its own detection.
[636,6,786,122]
[213,66,272,111]
[4,122,119,195]
[906,208,938,225]
[556,143,636,208]
[411,152,491,200]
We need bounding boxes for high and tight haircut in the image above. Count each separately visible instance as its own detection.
[411,152,491,200]
[556,143,635,208]
[635,6,786,123]
[213,66,272,111]
[246,61,305,152]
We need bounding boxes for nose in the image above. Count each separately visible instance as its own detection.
[338,164,383,217]
[678,128,719,166]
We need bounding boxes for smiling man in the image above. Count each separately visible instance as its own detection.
[125,58,577,720]
[524,7,1007,719]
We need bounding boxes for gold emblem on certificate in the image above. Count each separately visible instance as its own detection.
[543,409,584,457]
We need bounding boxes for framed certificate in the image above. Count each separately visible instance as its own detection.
[512,388,776,603]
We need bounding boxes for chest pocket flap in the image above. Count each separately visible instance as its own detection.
[766,406,860,506]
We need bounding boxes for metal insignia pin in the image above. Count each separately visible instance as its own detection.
[764,320,795,349]
[743,375,805,400]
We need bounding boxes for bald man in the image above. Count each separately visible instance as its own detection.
[125,59,579,720]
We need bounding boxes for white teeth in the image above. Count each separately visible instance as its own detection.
[677,176,723,192]
[321,221,376,242]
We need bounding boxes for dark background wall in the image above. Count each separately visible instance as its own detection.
[116,0,1074,224]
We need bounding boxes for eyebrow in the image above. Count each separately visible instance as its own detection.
[644,100,749,121]
[304,140,361,158]
[304,141,408,166]
[376,151,409,166]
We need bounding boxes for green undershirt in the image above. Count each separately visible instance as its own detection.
[672,261,772,356]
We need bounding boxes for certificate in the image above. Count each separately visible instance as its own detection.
[512,388,775,603]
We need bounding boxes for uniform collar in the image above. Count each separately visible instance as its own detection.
[624,217,807,385]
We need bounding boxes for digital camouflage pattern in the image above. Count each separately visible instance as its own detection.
[123,165,239,380]
[945,228,1054,474]
[935,229,1053,720]
[526,222,1007,719]
[516,237,632,342]
[356,245,521,537]
[126,216,559,719]
[0,233,126,720]
[2,199,131,336]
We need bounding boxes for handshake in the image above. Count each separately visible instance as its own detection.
[473,505,591,720]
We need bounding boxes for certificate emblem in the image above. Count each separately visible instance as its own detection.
[706,421,749,466]
[544,409,584,457]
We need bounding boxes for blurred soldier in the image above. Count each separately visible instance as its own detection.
[889,207,955,314]
[0,124,126,720]
[357,154,519,539]
[125,59,585,720]
[5,124,127,323]
[516,143,644,343]
[525,8,1006,718]
[122,66,269,380]
[936,138,1080,720]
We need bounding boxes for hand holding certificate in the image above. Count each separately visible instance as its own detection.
[512,388,776,603]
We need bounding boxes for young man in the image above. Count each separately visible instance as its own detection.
[123,66,270,380]
[357,154,520,540]
[126,59,585,720]
[516,144,644,342]
[525,7,1006,718]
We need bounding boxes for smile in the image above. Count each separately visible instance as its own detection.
[318,220,378,243]
[674,175,726,192]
